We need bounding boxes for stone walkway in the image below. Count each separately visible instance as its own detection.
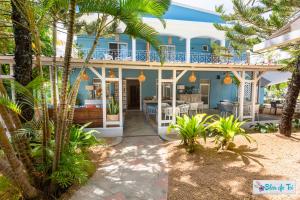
[70,111,168,200]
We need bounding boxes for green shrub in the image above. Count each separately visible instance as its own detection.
[250,122,278,133]
[50,150,95,188]
[168,114,211,153]
[69,123,102,151]
[209,115,253,150]
[292,118,300,129]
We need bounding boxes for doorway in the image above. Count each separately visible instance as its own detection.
[126,79,140,110]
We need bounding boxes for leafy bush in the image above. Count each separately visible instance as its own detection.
[50,150,95,188]
[292,118,300,129]
[107,98,119,115]
[168,114,211,153]
[69,123,101,151]
[250,122,278,133]
[209,115,253,150]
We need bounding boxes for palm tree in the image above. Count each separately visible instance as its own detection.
[11,0,34,121]
[66,0,171,128]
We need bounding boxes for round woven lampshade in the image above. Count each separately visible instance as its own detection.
[224,72,232,85]
[109,69,116,78]
[188,71,196,83]
[138,71,146,82]
[82,71,89,81]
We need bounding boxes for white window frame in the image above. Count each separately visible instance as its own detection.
[200,79,210,109]
[202,45,209,52]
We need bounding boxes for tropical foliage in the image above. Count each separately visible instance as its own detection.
[214,0,300,137]
[209,115,253,150]
[168,114,211,152]
[250,122,279,133]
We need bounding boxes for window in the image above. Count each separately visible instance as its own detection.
[200,80,210,108]
[202,45,209,52]
[108,42,128,60]
[159,45,176,62]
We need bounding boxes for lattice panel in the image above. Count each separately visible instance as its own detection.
[245,82,252,101]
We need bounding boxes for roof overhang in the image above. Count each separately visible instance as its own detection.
[253,29,300,53]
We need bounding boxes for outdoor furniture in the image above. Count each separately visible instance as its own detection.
[218,102,234,117]
[163,107,180,120]
[188,102,204,115]
[179,104,189,116]
[270,101,281,115]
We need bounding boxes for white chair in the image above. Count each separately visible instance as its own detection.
[179,104,189,116]
[163,107,180,125]
[189,103,198,116]
[197,102,204,113]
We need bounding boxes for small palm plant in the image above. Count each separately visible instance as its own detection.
[107,98,119,115]
[209,115,253,150]
[168,114,211,153]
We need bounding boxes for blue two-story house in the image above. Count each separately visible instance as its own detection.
[69,2,274,136]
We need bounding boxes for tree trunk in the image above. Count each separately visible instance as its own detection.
[51,19,58,119]
[53,0,77,173]
[0,125,40,199]
[11,0,34,121]
[279,56,300,136]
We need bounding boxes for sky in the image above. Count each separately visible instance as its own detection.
[173,0,233,12]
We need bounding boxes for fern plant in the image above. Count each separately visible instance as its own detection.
[107,98,119,115]
[209,115,253,150]
[168,114,211,153]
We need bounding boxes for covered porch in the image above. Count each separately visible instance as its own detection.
[0,56,281,136]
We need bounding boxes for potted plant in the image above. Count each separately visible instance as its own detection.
[107,98,119,121]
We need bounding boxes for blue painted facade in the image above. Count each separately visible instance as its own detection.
[72,3,264,108]
[147,4,223,23]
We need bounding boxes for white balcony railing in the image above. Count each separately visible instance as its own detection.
[79,48,249,64]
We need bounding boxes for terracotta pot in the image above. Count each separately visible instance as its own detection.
[107,114,119,121]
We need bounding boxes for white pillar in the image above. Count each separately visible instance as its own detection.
[251,71,258,122]
[186,38,190,63]
[172,70,176,124]
[132,37,136,61]
[158,69,162,128]
[102,67,107,128]
[239,71,245,120]
[118,67,123,127]
[9,64,15,102]
[221,39,226,47]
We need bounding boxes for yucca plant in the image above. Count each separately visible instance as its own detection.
[168,114,211,153]
[107,98,119,115]
[209,115,253,150]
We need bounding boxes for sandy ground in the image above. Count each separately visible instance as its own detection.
[167,133,300,200]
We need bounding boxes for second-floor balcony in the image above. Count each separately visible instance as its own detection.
[79,48,248,64]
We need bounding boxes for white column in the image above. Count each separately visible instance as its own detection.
[172,70,176,124]
[239,71,245,120]
[132,37,136,61]
[221,39,226,47]
[118,67,123,127]
[158,69,162,128]
[9,64,15,102]
[102,67,107,128]
[186,38,190,63]
[251,71,258,122]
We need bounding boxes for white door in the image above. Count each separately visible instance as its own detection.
[200,80,210,109]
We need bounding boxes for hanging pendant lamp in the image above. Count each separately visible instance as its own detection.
[82,71,89,81]
[223,72,232,85]
[188,71,196,83]
[138,70,146,82]
[109,69,116,78]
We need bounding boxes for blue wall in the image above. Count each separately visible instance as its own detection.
[147,4,223,23]
[71,69,241,108]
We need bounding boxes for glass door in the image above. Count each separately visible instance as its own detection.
[200,80,210,109]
